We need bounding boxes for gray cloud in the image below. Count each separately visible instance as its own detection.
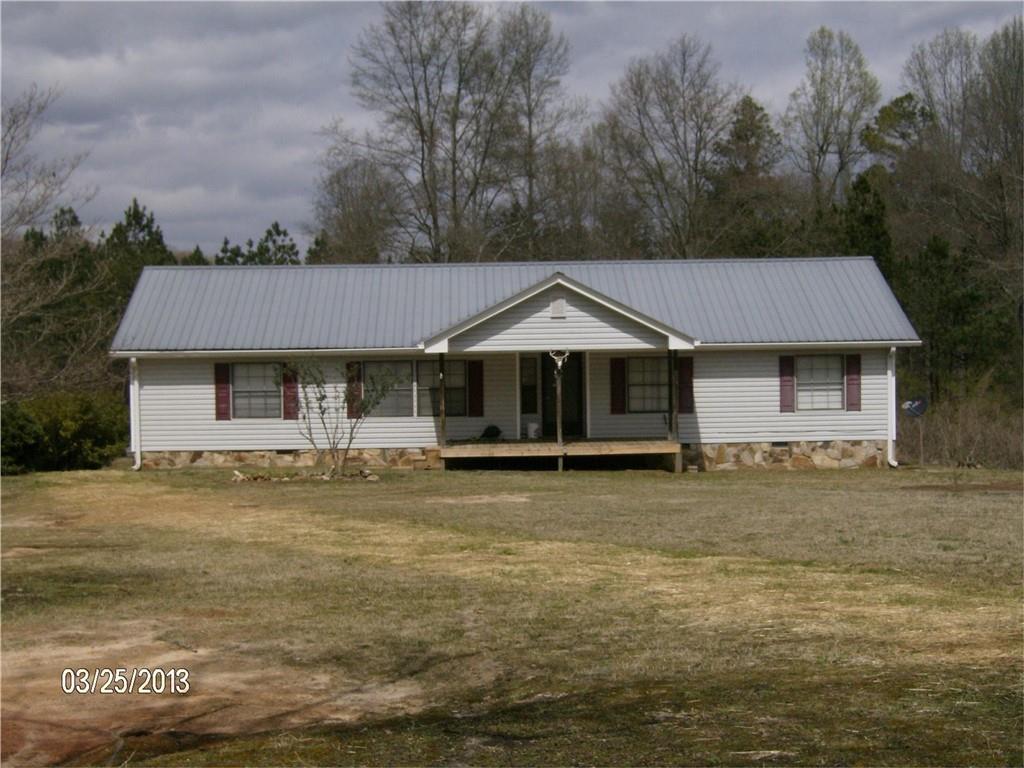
[2,1,1018,255]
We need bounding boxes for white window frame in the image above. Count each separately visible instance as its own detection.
[362,360,414,417]
[627,356,669,414]
[795,355,845,411]
[231,362,282,419]
[416,359,467,417]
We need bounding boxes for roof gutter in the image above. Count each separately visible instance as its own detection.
[694,340,921,350]
[111,340,922,357]
[109,347,423,359]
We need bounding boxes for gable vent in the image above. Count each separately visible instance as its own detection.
[550,293,566,319]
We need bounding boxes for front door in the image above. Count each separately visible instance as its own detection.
[541,353,585,438]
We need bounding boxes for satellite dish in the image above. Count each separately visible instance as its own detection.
[901,398,928,417]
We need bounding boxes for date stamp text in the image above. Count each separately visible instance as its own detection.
[60,667,190,695]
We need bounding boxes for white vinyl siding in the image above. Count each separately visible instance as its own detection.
[136,349,888,451]
[588,349,888,442]
[137,355,515,450]
[449,286,665,352]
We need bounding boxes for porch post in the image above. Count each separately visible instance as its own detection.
[555,369,563,448]
[669,349,682,473]
[438,353,447,449]
[667,349,678,441]
[555,353,564,472]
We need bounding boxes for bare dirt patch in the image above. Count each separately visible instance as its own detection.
[1,619,428,766]
[426,494,531,505]
[1,547,55,559]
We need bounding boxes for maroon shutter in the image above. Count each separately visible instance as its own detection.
[467,360,484,417]
[282,366,298,420]
[214,363,231,420]
[346,362,363,419]
[678,356,695,414]
[845,354,862,411]
[779,356,795,413]
[610,357,627,414]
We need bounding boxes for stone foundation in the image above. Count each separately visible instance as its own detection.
[140,447,443,471]
[696,440,887,471]
[141,440,886,472]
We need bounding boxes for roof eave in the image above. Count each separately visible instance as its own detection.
[694,339,922,350]
[109,346,424,359]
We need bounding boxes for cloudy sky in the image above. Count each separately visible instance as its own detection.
[3,1,1018,255]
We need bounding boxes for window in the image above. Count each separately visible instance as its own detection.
[796,355,844,410]
[232,363,281,418]
[363,361,413,416]
[417,360,466,417]
[520,356,538,414]
[627,357,668,413]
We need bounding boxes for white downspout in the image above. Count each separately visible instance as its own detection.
[886,346,898,468]
[129,357,142,470]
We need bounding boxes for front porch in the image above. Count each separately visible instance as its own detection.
[422,279,696,471]
[430,346,689,472]
[439,437,686,472]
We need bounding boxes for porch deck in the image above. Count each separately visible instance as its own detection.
[439,438,682,462]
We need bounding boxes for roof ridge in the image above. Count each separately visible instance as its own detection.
[144,256,875,271]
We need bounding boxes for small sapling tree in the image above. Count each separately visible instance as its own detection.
[281,360,399,475]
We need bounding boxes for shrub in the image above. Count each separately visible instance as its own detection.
[2,391,128,473]
[1,400,45,474]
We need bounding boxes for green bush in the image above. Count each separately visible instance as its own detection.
[1,400,45,474]
[2,392,128,473]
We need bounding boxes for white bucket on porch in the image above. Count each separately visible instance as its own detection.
[526,421,541,439]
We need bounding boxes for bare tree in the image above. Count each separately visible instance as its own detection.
[286,360,399,475]
[896,19,1022,299]
[1,87,114,396]
[533,127,653,261]
[966,17,1023,298]
[340,2,519,262]
[499,4,586,258]
[903,27,979,163]
[783,27,880,208]
[1,210,119,395]
[604,34,736,258]
[2,84,93,233]
[310,150,403,263]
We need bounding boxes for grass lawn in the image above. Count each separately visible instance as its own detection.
[1,466,1021,766]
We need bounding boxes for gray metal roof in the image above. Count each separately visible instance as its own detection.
[110,257,919,351]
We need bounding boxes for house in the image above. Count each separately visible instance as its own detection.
[110,257,920,471]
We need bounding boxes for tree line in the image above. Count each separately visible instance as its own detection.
[1,6,1021,465]
[306,6,1021,412]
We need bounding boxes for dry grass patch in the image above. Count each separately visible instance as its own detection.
[1,467,1020,766]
